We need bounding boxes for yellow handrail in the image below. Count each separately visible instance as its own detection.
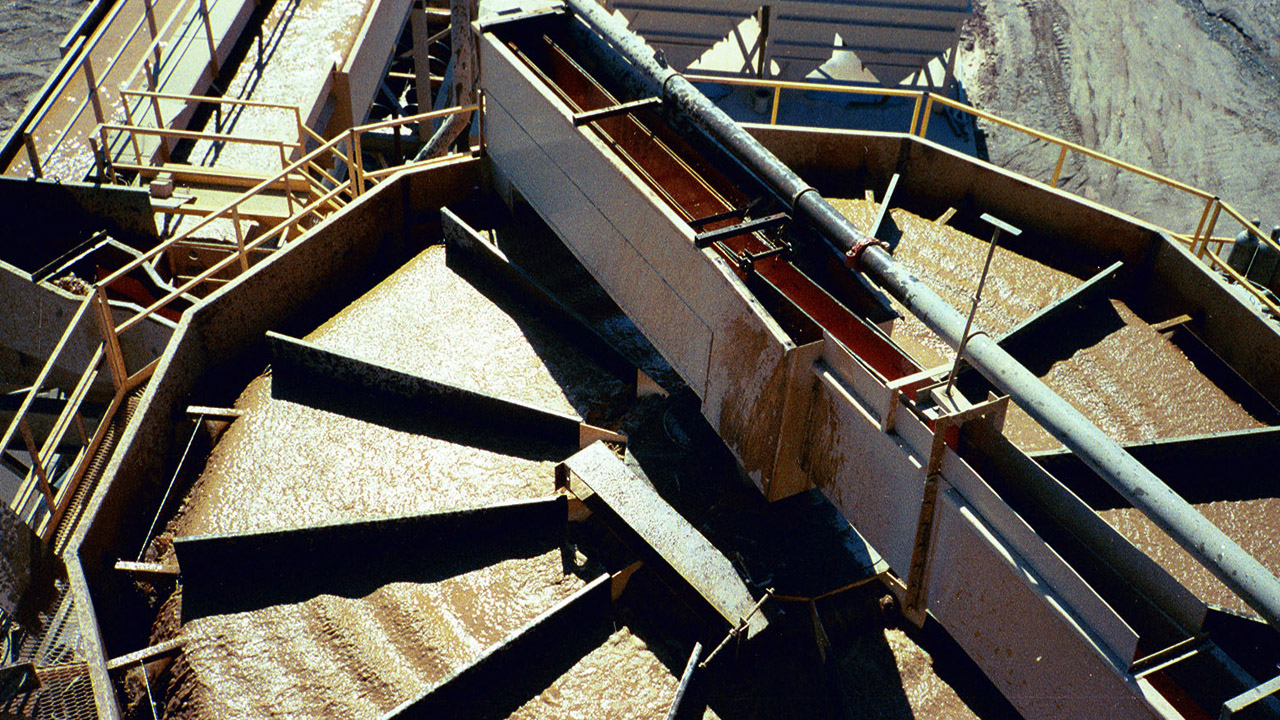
[925,93,1214,200]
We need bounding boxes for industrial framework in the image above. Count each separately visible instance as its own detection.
[1,1,1280,719]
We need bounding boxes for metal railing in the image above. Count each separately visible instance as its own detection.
[5,104,477,542]
[2,290,143,542]
[685,74,1280,316]
[97,103,476,340]
[20,0,199,178]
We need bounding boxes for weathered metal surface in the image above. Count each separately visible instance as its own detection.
[558,442,768,639]
[174,496,568,620]
[382,573,612,719]
[558,0,1280,634]
[924,486,1161,719]
[480,29,814,493]
[266,330,586,448]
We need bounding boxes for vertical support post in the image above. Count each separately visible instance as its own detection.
[18,420,56,512]
[89,135,107,181]
[1192,195,1214,246]
[199,0,219,81]
[23,132,43,179]
[351,129,364,195]
[93,287,128,391]
[769,85,781,125]
[84,55,105,124]
[1200,198,1222,259]
[142,0,161,64]
[1050,145,1068,187]
[144,59,169,162]
[120,97,145,165]
[278,143,294,216]
[918,93,935,138]
[755,5,771,79]
[231,206,249,272]
[410,0,432,140]
[73,411,89,446]
[908,94,922,136]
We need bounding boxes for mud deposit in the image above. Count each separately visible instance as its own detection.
[152,247,662,719]
[1004,299,1264,451]
[958,0,1280,234]
[828,197,1079,368]
[1101,498,1280,618]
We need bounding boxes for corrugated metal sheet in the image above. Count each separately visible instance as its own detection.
[611,0,971,84]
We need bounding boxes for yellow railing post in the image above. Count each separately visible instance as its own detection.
[142,0,160,62]
[17,420,56,511]
[83,54,105,125]
[278,143,294,216]
[1192,195,1215,244]
[769,85,781,125]
[1050,145,1068,187]
[119,100,145,165]
[352,128,365,195]
[908,94,923,136]
[23,132,43,179]
[917,93,935,139]
[1199,199,1222,259]
[232,205,249,272]
[93,287,128,390]
[198,0,219,80]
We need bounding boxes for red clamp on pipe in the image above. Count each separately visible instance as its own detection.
[844,236,889,269]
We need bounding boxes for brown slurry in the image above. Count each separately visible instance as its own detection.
[827,198,1080,369]
[829,198,1263,453]
[170,556,582,719]
[306,245,627,419]
[1003,298,1264,452]
[509,629,698,720]
[1100,498,1280,618]
[156,247,639,719]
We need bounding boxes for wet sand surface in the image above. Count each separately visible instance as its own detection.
[152,246,665,719]
[143,238,1010,719]
[827,198,1080,370]
[509,628,692,720]
[1100,498,1280,618]
[829,198,1263,453]
[1006,299,1264,452]
[186,0,369,173]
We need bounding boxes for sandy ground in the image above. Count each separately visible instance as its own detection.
[956,0,1280,237]
[0,0,89,139]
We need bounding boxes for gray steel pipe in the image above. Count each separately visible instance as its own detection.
[561,0,1280,633]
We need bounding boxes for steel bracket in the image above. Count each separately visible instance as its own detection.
[693,212,790,249]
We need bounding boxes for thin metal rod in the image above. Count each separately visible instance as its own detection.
[944,224,1003,399]
[562,0,1280,633]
